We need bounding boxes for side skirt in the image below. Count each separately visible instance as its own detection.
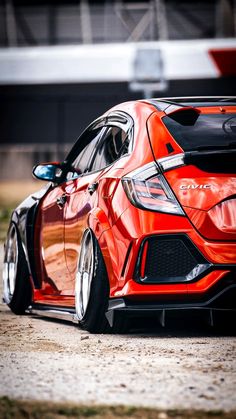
[27,304,79,324]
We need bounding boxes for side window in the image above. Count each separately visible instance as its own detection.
[90,126,129,172]
[69,127,104,178]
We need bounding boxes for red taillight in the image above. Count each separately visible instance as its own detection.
[122,162,184,215]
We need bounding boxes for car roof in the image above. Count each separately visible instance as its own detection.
[142,96,236,112]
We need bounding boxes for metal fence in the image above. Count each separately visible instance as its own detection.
[0,0,235,47]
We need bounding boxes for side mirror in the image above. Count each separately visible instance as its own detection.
[32,162,63,182]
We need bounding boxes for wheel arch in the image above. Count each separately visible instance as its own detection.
[88,208,120,294]
[3,221,33,313]
[9,205,38,288]
[8,185,51,289]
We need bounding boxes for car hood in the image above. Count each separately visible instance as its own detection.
[164,165,236,241]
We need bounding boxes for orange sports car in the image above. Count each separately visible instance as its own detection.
[3,97,236,332]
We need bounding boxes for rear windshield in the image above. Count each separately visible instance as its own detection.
[162,113,236,151]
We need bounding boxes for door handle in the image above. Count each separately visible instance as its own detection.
[88,182,98,195]
[56,194,67,209]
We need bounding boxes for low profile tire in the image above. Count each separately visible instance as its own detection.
[3,224,32,314]
[75,229,111,333]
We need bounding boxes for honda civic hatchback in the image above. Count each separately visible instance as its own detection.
[3,97,236,333]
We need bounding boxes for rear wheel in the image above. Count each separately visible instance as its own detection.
[3,224,32,314]
[75,229,110,333]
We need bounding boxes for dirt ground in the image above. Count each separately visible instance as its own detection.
[0,244,236,415]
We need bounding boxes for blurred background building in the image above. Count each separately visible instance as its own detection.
[0,0,236,179]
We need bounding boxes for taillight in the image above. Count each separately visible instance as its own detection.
[122,162,184,215]
[158,153,185,172]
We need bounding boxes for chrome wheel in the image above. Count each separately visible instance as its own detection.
[3,224,18,304]
[75,230,94,321]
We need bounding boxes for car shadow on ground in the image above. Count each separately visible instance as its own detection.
[125,310,236,337]
[31,311,236,338]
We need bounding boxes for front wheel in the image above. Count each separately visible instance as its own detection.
[3,224,32,314]
[75,229,110,333]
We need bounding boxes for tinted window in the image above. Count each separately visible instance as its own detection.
[90,126,129,172]
[70,127,104,175]
[162,113,236,151]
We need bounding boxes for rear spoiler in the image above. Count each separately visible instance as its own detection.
[164,105,200,125]
[164,104,200,116]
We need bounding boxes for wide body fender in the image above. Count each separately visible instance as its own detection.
[7,184,51,288]
[88,208,121,295]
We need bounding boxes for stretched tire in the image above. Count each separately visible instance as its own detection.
[75,229,110,333]
[3,224,32,314]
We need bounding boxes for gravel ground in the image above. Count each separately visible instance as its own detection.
[0,244,236,412]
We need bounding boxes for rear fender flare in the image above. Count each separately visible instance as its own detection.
[6,183,52,290]
[10,212,28,264]
[10,204,40,288]
[88,208,119,293]
[4,219,33,289]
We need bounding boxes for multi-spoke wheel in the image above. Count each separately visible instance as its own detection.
[3,224,18,305]
[75,229,95,321]
[3,224,32,314]
[75,229,110,333]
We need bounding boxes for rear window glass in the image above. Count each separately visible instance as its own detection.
[162,113,236,151]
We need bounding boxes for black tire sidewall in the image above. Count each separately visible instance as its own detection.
[79,231,110,333]
[7,225,32,314]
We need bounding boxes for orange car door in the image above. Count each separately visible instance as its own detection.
[39,183,70,298]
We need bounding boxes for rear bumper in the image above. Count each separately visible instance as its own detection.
[114,270,235,298]
[133,234,236,285]
[108,206,236,298]
[106,282,236,327]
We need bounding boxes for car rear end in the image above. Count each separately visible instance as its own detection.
[106,98,236,328]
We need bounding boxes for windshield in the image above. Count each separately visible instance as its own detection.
[162,113,236,151]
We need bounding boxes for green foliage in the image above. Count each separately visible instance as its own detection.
[0,207,12,242]
[0,397,234,419]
